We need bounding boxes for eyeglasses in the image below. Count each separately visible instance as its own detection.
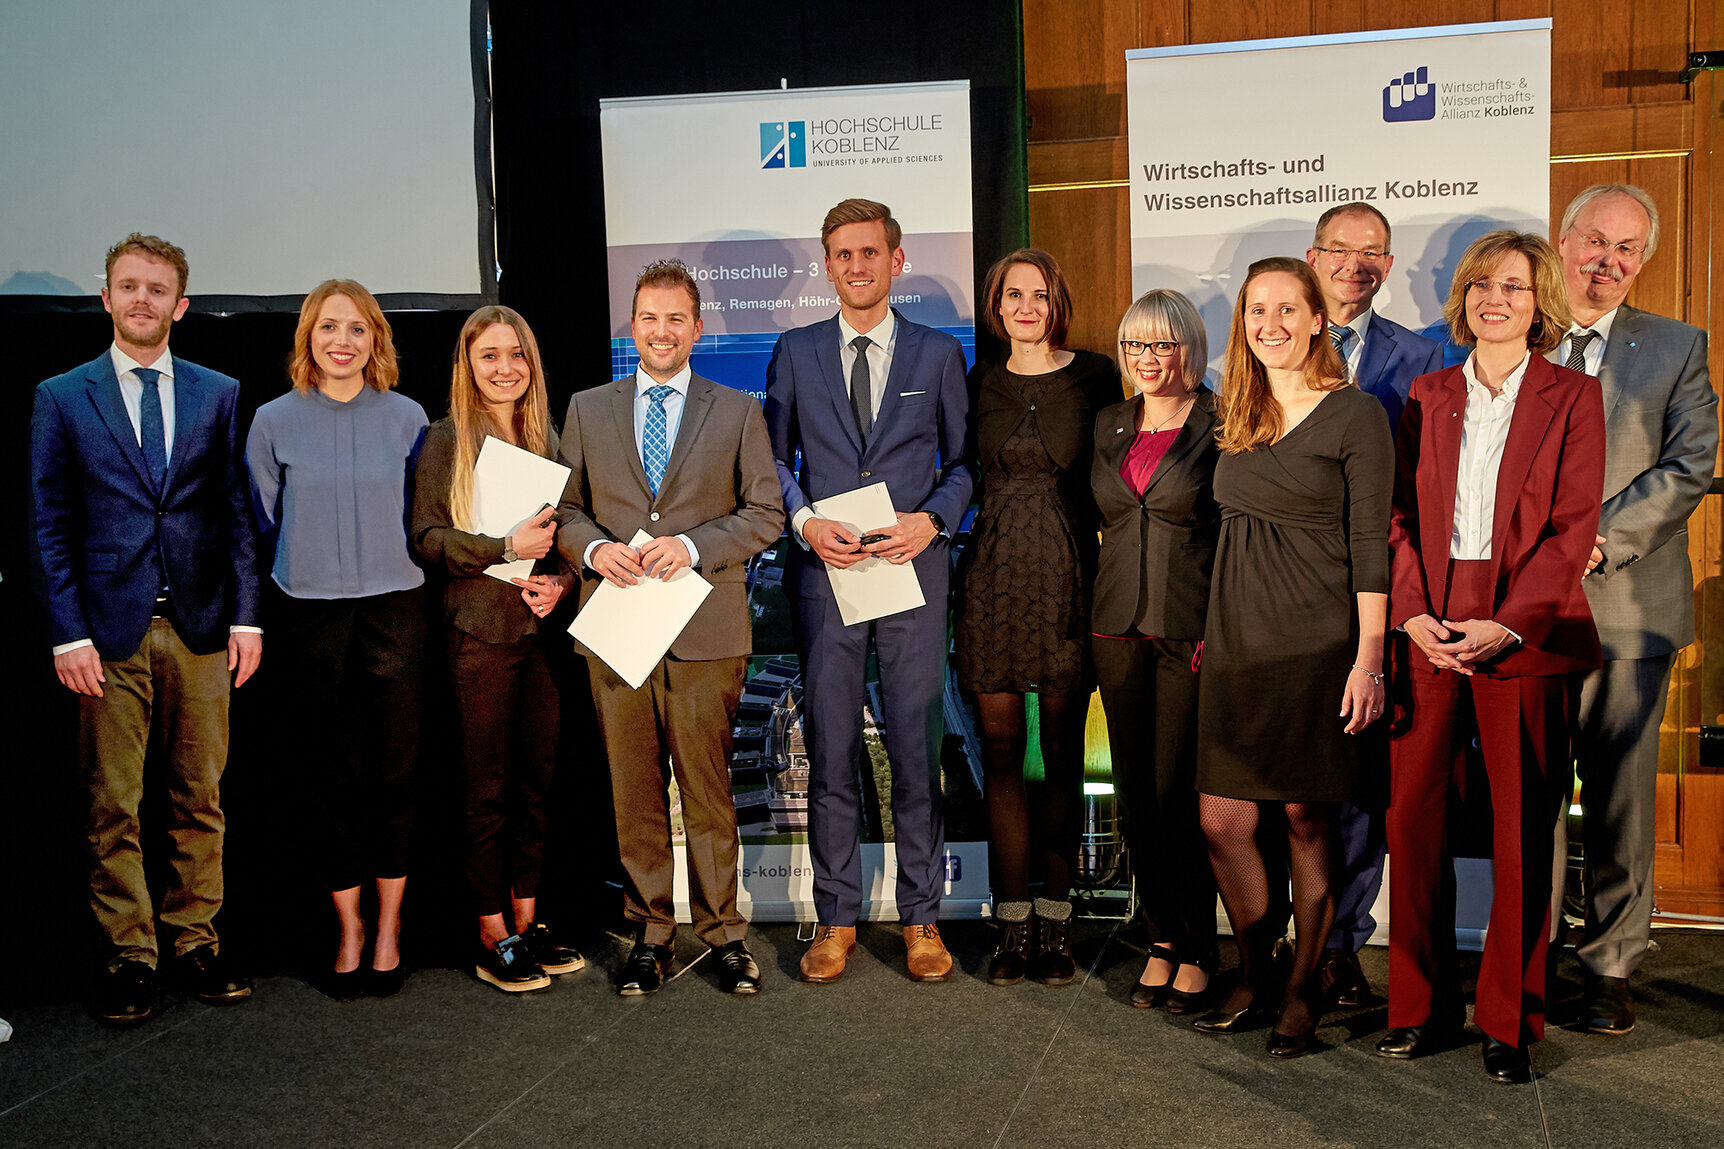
[1465,278,1535,298]
[1572,232,1647,261]
[1120,339,1179,356]
[1311,245,1388,264]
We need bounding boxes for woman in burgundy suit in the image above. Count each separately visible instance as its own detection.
[1380,231,1604,1083]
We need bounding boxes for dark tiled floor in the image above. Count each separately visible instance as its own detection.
[2,922,1721,1148]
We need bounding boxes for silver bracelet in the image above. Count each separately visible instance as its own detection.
[1351,664,1385,684]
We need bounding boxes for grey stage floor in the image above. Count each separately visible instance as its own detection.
[2,920,1722,1148]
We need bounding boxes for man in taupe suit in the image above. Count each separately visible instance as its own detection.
[1552,184,1718,1033]
[557,259,783,996]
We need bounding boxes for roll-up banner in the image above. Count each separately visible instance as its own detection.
[1127,19,1552,379]
[598,81,989,922]
[1127,21,1552,948]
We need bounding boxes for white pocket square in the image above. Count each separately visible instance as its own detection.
[898,390,926,397]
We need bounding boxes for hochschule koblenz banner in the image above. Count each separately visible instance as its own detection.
[1127,19,1552,379]
[598,81,988,923]
[1127,20,1552,947]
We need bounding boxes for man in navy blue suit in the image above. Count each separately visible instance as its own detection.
[764,199,972,983]
[1305,203,1443,1005]
[31,234,261,1027]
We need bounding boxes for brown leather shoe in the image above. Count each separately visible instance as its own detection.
[799,925,856,983]
[903,924,953,982]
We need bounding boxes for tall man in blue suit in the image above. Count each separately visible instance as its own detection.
[31,234,261,1027]
[765,199,972,983]
[1306,203,1444,1005]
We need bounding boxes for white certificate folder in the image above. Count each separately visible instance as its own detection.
[811,482,926,626]
[569,530,713,690]
[472,436,573,584]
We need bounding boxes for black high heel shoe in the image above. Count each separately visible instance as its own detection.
[1131,944,1179,1008]
[1192,989,1273,1035]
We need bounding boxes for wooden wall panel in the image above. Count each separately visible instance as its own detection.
[1027,184,1133,357]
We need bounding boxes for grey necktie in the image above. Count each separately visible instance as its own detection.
[134,367,167,490]
[1565,330,1597,374]
[849,335,873,443]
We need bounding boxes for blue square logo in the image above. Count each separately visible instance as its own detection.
[1383,67,1435,122]
[760,120,805,168]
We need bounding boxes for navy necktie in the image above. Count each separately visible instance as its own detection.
[643,384,674,496]
[134,367,167,490]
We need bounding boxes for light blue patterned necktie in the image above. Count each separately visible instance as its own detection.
[643,384,675,496]
[1329,324,1353,359]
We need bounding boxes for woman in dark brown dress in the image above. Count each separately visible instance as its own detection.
[954,249,1120,985]
[1190,258,1392,1057]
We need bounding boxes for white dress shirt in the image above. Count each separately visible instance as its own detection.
[111,344,176,464]
[792,311,900,542]
[1450,351,1532,560]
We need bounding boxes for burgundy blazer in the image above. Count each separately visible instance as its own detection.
[1388,355,1606,676]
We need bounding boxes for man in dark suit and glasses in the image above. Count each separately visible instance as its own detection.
[30,234,261,1026]
[1303,202,1443,1006]
[1550,184,1717,1034]
[557,259,783,996]
[764,198,973,983]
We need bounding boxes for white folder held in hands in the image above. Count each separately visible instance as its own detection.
[810,482,926,626]
[472,436,573,584]
[569,530,713,689]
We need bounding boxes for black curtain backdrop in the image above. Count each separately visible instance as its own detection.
[0,0,1024,1002]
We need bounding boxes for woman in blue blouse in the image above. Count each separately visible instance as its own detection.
[247,280,429,999]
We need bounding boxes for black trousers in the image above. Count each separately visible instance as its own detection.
[450,630,560,918]
[271,586,426,892]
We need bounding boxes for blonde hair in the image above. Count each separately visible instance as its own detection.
[289,280,399,395]
[1216,258,1349,454]
[1442,230,1571,356]
[1116,289,1207,393]
[446,306,551,531]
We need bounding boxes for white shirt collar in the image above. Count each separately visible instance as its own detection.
[1570,307,1619,344]
[634,363,692,397]
[838,308,896,352]
[1461,350,1532,401]
[110,344,175,381]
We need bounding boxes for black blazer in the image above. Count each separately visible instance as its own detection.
[1090,387,1221,640]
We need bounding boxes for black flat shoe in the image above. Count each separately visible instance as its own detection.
[715,940,761,995]
[522,922,586,976]
[1266,1026,1313,1058]
[1131,944,1179,1008]
[475,934,550,994]
[1165,952,1218,1015]
[1192,1001,1272,1035]
[1482,1037,1532,1083]
[617,941,674,996]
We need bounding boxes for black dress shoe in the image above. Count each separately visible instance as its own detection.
[522,922,586,976]
[1318,947,1369,1007]
[989,918,1032,986]
[618,941,674,996]
[1192,999,1273,1035]
[1375,1024,1459,1059]
[1130,944,1179,1008]
[715,941,761,995]
[175,946,252,1005]
[317,967,368,1001]
[1482,1036,1533,1083]
[1582,975,1635,1035]
[92,960,156,1028]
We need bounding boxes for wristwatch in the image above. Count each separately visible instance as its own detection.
[925,511,947,536]
[502,536,519,563]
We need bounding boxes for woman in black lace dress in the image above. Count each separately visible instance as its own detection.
[954,249,1120,985]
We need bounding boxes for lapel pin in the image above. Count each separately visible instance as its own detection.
[1115,426,1125,434]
